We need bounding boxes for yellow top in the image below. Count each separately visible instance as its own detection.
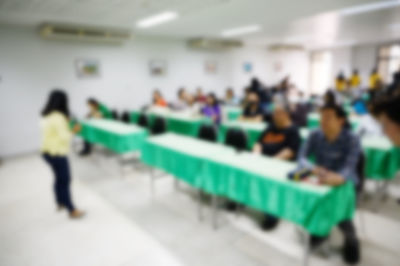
[40,111,72,156]
[350,75,361,88]
[369,73,381,89]
[335,79,347,92]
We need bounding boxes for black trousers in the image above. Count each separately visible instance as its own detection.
[42,154,75,212]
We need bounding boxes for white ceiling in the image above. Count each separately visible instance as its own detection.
[0,0,399,48]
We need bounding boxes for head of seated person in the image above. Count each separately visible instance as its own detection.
[320,103,350,142]
[172,88,188,110]
[253,104,300,160]
[241,91,263,122]
[152,89,167,107]
[87,98,102,118]
[370,92,400,146]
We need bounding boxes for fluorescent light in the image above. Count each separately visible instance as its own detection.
[136,11,178,28]
[222,25,261,37]
[340,0,400,16]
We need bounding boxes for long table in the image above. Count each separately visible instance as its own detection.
[130,109,210,137]
[220,121,400,180]
[141,133,355,237]
[79,119,148,154]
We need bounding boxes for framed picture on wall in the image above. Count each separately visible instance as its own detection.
[205,60,217,74]
[243,62,252,73]
[149,60,167,76]
[75,59,100,78]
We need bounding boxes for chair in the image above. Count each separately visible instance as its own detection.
[151,117,167,135]
[198,124,218,142]
[225,128,248,151]
[111,110,119,120]
[137,113,148,128]
[120,111,131,124]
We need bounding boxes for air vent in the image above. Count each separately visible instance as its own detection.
[268,44,305,51]
[39,23,131,44]
[187,38,243,51]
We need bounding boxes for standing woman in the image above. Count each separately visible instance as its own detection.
[40,90,85,219]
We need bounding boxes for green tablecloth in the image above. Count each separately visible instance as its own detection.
[307,113,360,129]
[361,136,400,180]
[79,119,148,154]
[219,121,267,149]
[130,110,210,137]
[219,122,399,180]
[141,133,355,236]
[223,107,242,121]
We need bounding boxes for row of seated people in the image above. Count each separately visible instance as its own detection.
[198,102,362,265]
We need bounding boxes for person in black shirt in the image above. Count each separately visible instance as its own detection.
[240,91,264,122]
[253,104,301,229]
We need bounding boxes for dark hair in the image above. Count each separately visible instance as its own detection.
[371,93,400,124]
[42,89,69,117]
[87,98,99,107]
[178,88,185,97]
[337,72,345,80]
[324,90,336,105]
[207,93,218,107]
[320,103,350,129]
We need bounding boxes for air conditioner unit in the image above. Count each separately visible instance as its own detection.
[39,23,131,44]
[187,38,243,51]
[267,44,305,51]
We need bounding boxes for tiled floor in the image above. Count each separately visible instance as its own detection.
[1,151,400,266]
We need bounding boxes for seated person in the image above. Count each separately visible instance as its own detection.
[80,98,110,156]
[239,91,263,122]
[297,103,361,264]
[186,93,202,116]
[201,93,221,124]
[152,90,167,107]
[355,102,382,137]
[253,104,301,229]
[171,88,188,111]
[195,87,207,103]
[224,88,240,106]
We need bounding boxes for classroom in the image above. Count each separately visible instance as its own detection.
[1,1,400,265]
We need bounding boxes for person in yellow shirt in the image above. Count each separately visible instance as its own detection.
[41,90,85,219]
[335,72,347,92]
[369,68,382,90]
[350,69,361,88]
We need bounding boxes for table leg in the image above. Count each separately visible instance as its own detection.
[212,195,219,230]
[198,190,203,221]
[174,178,179,191]
[150,168,155,197]
[119,155,125,177]
[303,234,311,266]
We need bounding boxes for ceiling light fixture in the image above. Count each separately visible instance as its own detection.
[221,25,261,37]
[339,0,400,16]
[136,11,178,28]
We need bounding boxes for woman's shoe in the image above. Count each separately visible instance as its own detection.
[69,210,85,219]
[57,205,65,211]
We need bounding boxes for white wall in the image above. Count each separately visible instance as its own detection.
[0,25,311,157]
[0,26,234,157]
[352,44,378,86]
[229,47,310,92]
